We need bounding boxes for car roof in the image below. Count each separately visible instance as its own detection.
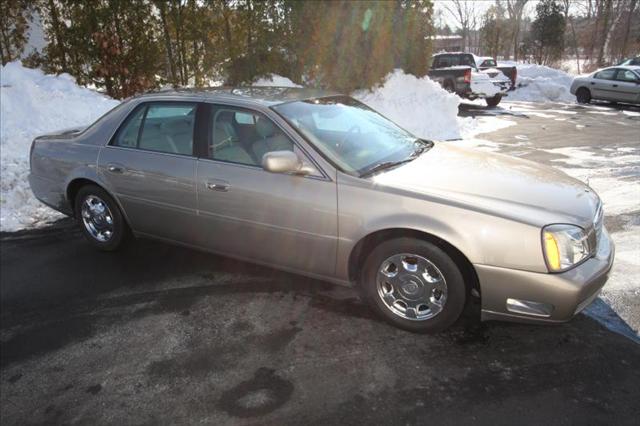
[131,86,340,107]
[601,64,640,71]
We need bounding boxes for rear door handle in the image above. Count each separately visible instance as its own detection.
[107,163,125,174]
[590,82,595,85]
[612,84,618,88]
[205,180,230,192]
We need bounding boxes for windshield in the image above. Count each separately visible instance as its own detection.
[273,96,428,176]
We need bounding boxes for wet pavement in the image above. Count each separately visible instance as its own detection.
[1,101,640,425]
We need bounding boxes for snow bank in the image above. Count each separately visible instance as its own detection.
[253,74,302,88]
[355,69,463,140]
[0,61,120,231]
[501,63,575,103]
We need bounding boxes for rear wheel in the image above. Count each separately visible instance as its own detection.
[576,87,591,104]
[74,185,129,251]
[485,94,502,107]
[359,237,467,333]
[442,80,455,93]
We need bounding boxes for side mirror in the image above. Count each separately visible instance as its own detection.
[261,151,315,175]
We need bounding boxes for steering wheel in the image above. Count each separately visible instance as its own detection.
[338,125,361,147]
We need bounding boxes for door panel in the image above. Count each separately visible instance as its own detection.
[591,69,617,100]
[99,146,198,242]
[195,160,337,276]
[613,69,640,103]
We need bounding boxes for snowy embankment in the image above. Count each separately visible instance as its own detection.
[0,62,120,231]
[355,70,464,140]
[256,69,467,140]
[502,62,576,103]
[253,74,302,88]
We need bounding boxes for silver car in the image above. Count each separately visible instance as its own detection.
[29,88,614,332]
[571,65,640,104]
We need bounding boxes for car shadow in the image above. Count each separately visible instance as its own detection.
[458,101,530,118]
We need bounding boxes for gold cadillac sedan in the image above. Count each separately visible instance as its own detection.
[28,88,614,332]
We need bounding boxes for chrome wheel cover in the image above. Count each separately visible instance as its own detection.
[376,253,447,321]
[81,195,114,242]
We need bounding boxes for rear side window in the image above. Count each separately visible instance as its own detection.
[616,69,639,82]
[112,102,197,156]
[114,107,144,148]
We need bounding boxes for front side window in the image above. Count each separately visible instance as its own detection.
[112,102,197,155]
[208,107,294,166]
[595,69,616,80]
[273,96,429,176]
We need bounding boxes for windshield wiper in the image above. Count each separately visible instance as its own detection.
[360,140,433,178]
[360,159,414,177]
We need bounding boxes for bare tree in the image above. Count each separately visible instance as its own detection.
[506,0,528,61]
[443,0,477,51]
[602,0,628,64]
[620,0,638,61]
[562,0,581,73]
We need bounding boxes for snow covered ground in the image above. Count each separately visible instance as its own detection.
[0,62,120,231]
[253,74,302,88]
[500,62,577,103]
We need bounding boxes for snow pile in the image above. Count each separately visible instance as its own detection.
[502,63,575,103]
[355,69,463,140]
[1,61,120,231]
[253,74,302,88]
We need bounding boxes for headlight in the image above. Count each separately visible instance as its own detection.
[542,224,592,272]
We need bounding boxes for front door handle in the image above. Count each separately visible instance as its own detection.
[612,84,618,88]
[590,82,595,85]
[107,163,125,174]
[206,180,230,192]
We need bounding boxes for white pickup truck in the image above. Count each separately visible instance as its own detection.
[428,53,515,107]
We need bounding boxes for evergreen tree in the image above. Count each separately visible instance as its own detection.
[529,0,565,65]
[0,0,32,64]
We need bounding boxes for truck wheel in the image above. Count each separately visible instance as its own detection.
[443,81,455,93]
[359,237,467,333]
[485,94,502,107]
[576,88,591,104]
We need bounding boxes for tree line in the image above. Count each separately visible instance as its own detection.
[437,0,639,71]
[1,0,434,99]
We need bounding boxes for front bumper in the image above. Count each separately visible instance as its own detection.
[476,227,615,324]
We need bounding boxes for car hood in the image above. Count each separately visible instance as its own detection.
[372,143,600,228]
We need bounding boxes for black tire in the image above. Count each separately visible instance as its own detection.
[74,184,129,251]
[485,94,502,107]
[442,80,455,93]
[576,87,591,104]
[359,237,467,333]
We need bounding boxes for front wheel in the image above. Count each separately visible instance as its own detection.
[485,94,502,107]
[359,238,467,333]
[74,185,129,251]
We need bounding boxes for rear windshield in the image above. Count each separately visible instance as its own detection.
[480,59,497,67]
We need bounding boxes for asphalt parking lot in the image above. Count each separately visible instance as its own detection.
[2,101,640,425]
